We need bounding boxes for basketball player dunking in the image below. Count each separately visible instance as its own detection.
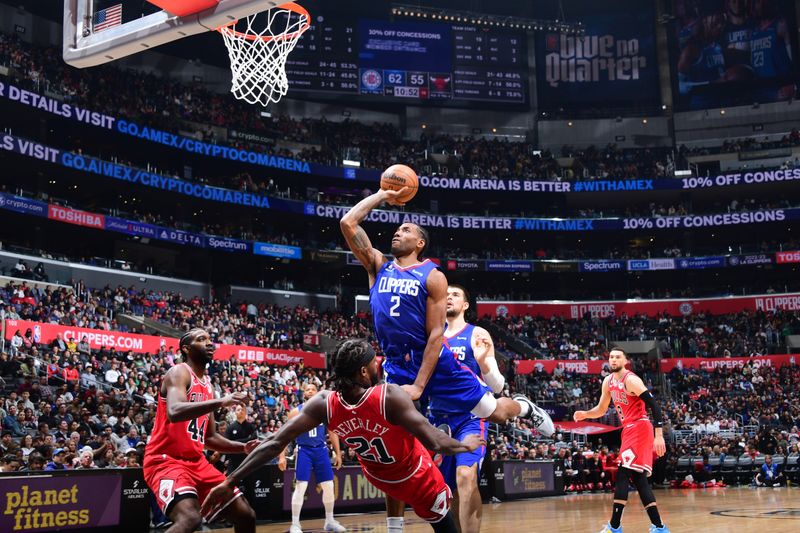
[201,339,484,533]
[340,189,554,532]
[143,328,258,533]
[573,348,669,533]
[429,284,508,533]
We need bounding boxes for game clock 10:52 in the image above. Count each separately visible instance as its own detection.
[383,70,430,99]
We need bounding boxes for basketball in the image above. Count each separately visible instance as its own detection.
[380,164,418,204]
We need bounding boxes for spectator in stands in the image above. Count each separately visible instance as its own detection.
[2,404,27,437]
[14,260,28,278]
[75,447,97,469]
[10,331,23,356]
[225,404,257,475]
[45,448,68,471]
[110,425,129,452]
[32,263,47,282]
[755,455,785,487]
[20,434,35,463]
[1,454,21,472]
[25,452,46,471]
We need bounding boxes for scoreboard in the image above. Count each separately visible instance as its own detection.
[285,18,528,104]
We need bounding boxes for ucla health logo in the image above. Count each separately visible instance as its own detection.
[361,69,383,91]
[678,302,693,315]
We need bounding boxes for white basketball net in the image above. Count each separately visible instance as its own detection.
[219,6,309,107]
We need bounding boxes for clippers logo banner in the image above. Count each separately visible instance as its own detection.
[535,0,659,109]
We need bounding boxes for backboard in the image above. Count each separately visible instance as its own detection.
[63,0,294,68]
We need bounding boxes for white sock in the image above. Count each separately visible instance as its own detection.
[387,516,404,532]
[291,481,308,526]
[515,398,531,417]
[321,480,335,522]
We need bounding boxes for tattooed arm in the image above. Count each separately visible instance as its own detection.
[340,189,406,286]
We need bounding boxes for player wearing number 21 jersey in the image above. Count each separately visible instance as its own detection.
[144,328,258,532]
[202,340,484,533]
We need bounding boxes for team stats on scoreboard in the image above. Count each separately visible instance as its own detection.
[285,18,527,104]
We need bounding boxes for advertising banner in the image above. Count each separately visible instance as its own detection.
[3,320,325,368]
[282,466,385,511]
[7,85,800,193]
[537,261,579,273]
[215,344,326,369]
[535,0,659,110]
[446,260,482,271]
[0,192,48,217]
[48,205,104,229]
[207,236,250,253]
[676,256,726,270]
[660,354,797,372]
[728,254,773,267]
[776,250,800,263]
[627,259,676,271]
[253,242,303,259]
[104,216,158,239]
[501,461,555,497]
[3,319,179,353]
[579,260,625,272]
[486,261,533,272]
[154,227,205,248]
[516,359,613,375]
[478,291,800,319]
[0,474,120,532]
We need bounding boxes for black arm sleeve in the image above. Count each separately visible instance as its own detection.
[638,390,664,428]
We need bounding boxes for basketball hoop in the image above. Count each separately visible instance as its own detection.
[218,2,310,106]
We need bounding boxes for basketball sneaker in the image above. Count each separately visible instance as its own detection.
[597,524,622,533]
[649,525,670,533]
[324,519,347,532]
[290,525,303,533]
[512,395,555,436]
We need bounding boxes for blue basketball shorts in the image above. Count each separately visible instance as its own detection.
[295,445,334,483]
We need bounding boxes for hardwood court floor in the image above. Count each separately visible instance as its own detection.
[217,486,800,533]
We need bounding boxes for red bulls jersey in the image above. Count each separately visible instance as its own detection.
[327,384,430,482]
[608,371,648,424]
[145,363,215,460]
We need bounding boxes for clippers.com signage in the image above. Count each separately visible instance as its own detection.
[4,320,325,369]
[660,354,797,372]
[478,291,800,319]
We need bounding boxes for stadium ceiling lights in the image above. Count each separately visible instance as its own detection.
[391,5,584,35]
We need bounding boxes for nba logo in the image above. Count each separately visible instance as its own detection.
[545,34,559,52]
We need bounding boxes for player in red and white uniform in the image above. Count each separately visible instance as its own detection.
[201,339,484,533]
[574,348,670,533]
[144,328,258,533]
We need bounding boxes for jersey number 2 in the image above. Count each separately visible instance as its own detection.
[187,418,207,443]
[345,436,395,464]
[389,295,401,317]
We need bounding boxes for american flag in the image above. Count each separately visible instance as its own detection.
[93,3,123,32]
